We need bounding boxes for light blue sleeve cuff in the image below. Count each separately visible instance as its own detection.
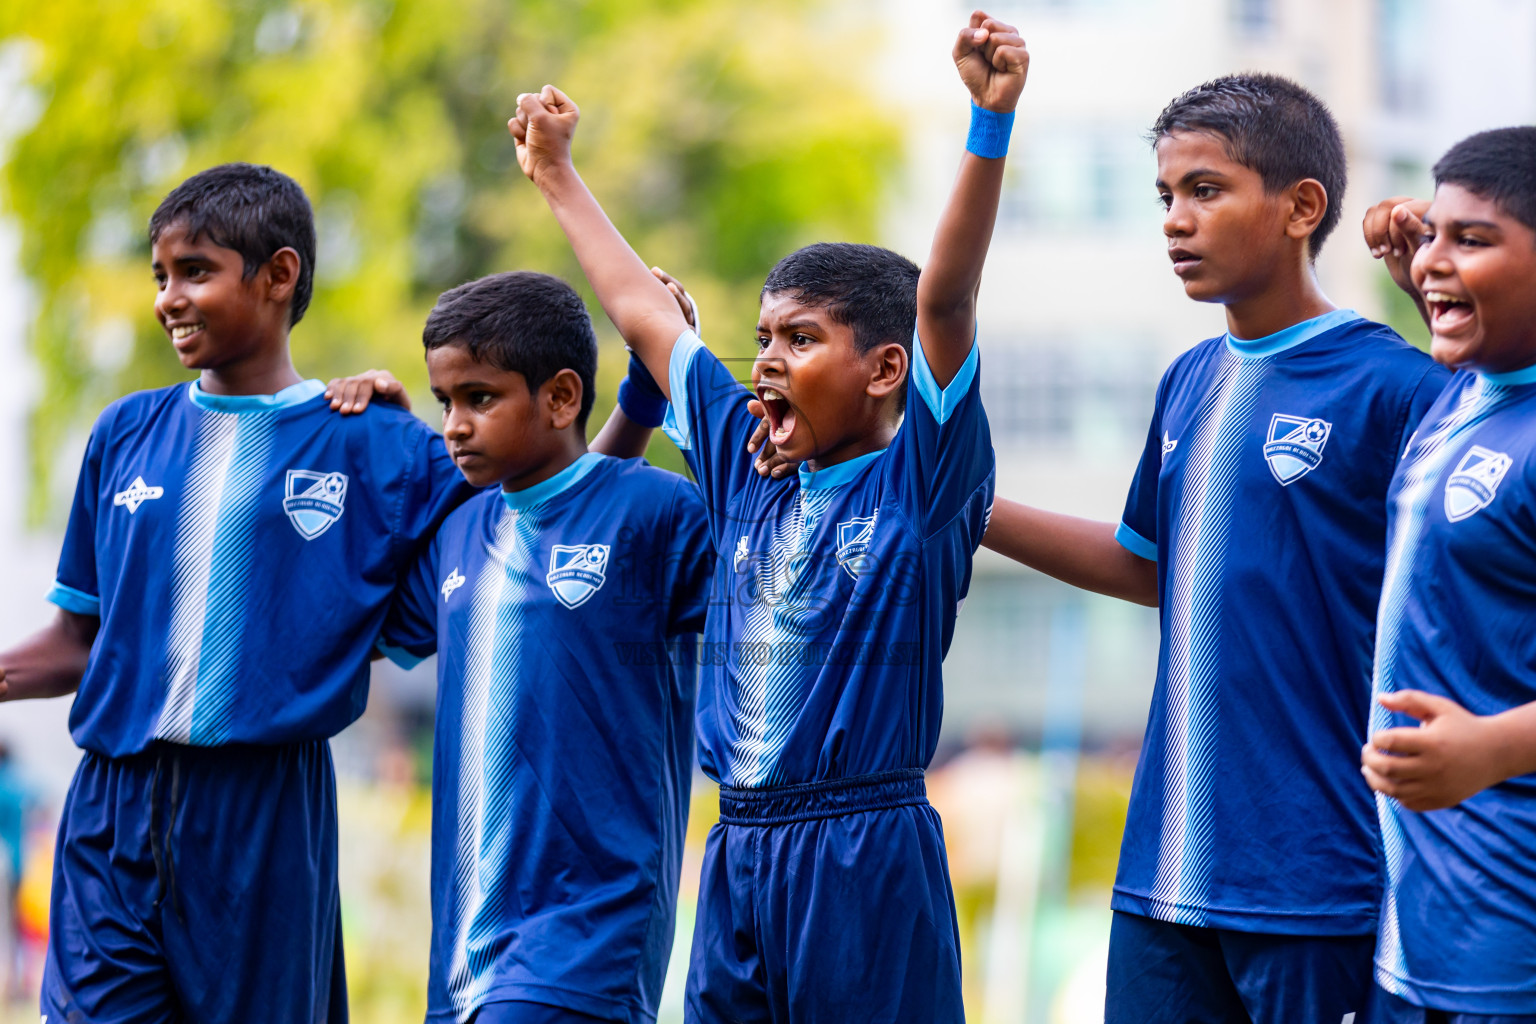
[1115,522,1158,562]
[47,582,100,616]
[911,326,980,426]
[376,641,426,671]
[662,329,705,451]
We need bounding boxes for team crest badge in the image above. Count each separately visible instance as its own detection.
[835,513,878,579]
[113,476,163,514]
[1444,446,1513,522]
[1262,414,1332,485]
[547,544,610,609]
[283,470,348,539]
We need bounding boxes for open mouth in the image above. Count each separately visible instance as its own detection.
[1423,290,1474,333]
[757,385,796,446]
[169,322,206,347]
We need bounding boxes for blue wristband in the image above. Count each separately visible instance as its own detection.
[966,102,1014,160]
[617,352,668,428]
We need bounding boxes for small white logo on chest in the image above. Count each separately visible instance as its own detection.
[1161,431,1178,459]
[1262,414,1332,485]
[113,476,164,514]
[734,535,750,571]
[547,544,610,609]
[283,470,348,539]
[835,512,878,579]
[441,568,465,601]
[1445,446,1513,522]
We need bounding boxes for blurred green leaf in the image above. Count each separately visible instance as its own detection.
[2,0,900,520]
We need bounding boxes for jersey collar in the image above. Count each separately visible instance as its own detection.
[798,446,886,490]
[1479,361,1536,386]
[1225,308,1362,359]
[186,378,325,412]
[502,451,605,511]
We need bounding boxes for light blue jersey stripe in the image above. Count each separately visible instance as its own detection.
[157,410,278,743]
[1149,352,1265,922]
[728,488,837,787]
[447,507,535,1020]
[1370,377,1511,994]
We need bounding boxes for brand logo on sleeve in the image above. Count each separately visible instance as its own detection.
[441,568,465,601]
[547,544,610,609]
[282,470,348,539]
[835,512,878,579]
[734,535,750,572]
[113,476,164,514]
[1262,414,1332,485]
[1444,446,1513,522]
[1161,431,1178,460]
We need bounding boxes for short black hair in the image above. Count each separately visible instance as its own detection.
[1433,127,1536,235]
[423,271,599,428]
[762,243,921,356]
[1151,73,1346,257]
[149,163,317,326]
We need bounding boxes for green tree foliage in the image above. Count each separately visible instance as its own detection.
[1,0,900,520]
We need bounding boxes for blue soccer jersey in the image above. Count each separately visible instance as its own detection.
[380,453,713,1024]
[1371,367,1536,1014]
[661,328,994,789]
[1112,310,1449,935]
[48,379,473,756]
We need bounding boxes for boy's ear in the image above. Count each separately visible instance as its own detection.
[864,341,910,402]
[543,368,585,430]
[1285,179,1329,244]
[263,246,302,308]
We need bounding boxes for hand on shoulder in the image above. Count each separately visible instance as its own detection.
[324,369,410,415]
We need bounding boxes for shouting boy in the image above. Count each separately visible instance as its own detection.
[1359,127,1536,1022]
[509,11,1024,1021]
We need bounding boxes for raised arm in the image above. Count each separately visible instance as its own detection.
[510,86,690,397]
[1363,195,1432,329]
[916,12,1029,387]
[0,609,99,702]
[983,498,1158,607]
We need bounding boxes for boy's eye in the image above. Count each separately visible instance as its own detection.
[791,333,813,347]
[1193,184,1218,199]
[1156,192,1172,210]
[756,335,771,350]
[470,391,494,407]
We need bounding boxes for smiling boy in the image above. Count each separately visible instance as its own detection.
[508,11,1021,1020]
[1355,127,1536,1023]
[978,76,1449,1022]
[0,163,475,1022]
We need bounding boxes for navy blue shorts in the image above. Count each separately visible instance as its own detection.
[1105,909,1375,1024]
[1367,984,1536,1024]
[41,741,346,1023]
[470,1000,610,1023]
[684,769,962,1024]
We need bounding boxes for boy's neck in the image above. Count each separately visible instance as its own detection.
[198,343,304,397]
[1222,263,1335,341]
[500,434,590,494]
[805,421,898,474]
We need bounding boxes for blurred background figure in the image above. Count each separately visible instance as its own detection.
[3,0,1536,1020]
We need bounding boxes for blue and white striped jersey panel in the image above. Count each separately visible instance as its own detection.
[446,509,530,1016]
[1148,352,1266,923]
[727,488,836,788]
[446,507,535,1022]
[1371,377,1512,994]
[156,409,277,745]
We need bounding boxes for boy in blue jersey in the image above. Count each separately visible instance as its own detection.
[370,270,713,1024]
[976,77,1449,1023]
[0,163,478,1022]
[509,12,1022,1020]
[1354,128,1536,1023]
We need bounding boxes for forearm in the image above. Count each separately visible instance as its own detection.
[983,498,1158,606]
[1488,700,1536,782]
[0,610,98,701]
[590,405,655,460]
[916,151,1007,385]
[534,165,689,394]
